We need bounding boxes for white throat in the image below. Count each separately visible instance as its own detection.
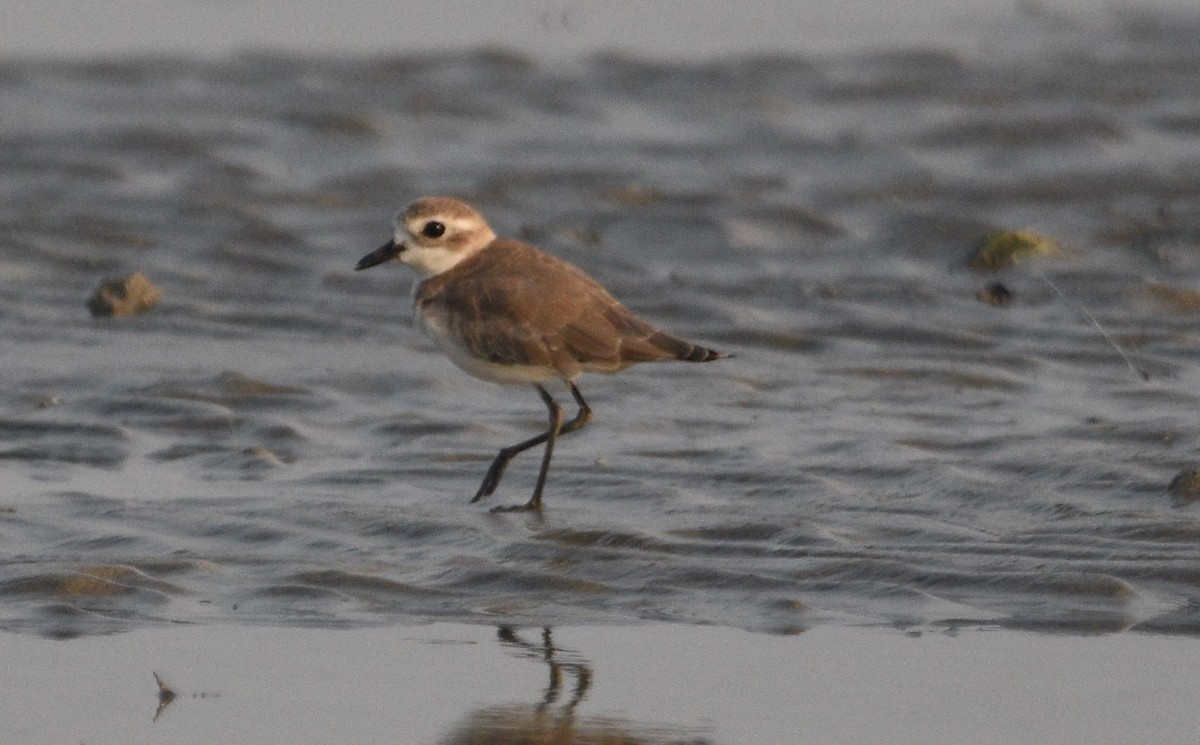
[399,241,473,277]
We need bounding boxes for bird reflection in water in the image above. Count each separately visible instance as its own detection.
[438,626,716,745]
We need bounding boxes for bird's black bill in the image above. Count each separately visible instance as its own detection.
[355,240,403,271]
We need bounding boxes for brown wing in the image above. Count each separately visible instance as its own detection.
[417,239,716,379]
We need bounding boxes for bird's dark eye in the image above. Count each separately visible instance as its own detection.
[421,221,446,239]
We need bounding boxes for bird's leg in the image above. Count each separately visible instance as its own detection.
[559,381,592,434]
[471,385,563,506]
[523,386,565,511]
[471,383,594,509]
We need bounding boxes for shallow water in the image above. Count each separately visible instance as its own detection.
[4,623,1200,745]
[3,10,1200,641]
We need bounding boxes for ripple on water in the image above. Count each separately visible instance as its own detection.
[0,419,128,467]
[4,24,1200,636]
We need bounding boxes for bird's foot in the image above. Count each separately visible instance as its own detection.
[488,497,542,514]
[470,452,514,503]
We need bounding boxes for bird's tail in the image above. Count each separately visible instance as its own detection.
[648,331,730,363]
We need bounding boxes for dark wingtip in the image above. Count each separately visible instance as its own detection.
[642,330,731,364]
[686,345,730,363]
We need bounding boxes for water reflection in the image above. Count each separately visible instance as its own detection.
[439,626,717,745]
[151,671,176,722]
[497,627,592,715]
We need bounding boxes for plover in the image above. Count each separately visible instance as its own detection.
[355,196,727,511]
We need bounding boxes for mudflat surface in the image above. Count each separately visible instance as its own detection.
[4,10,1200,636]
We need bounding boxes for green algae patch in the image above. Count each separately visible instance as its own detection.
[971,229,1064,271]
[1146,282,1200,313]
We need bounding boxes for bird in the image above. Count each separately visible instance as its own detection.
[355,196,728,511]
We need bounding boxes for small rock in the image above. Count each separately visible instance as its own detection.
[31,394,61,408]
[977,281,1013,306]
[1168,469,1200,506]
[242,446,285,468]
[88,271,162,317]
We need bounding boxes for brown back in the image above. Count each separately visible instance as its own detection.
[415,239,718,379]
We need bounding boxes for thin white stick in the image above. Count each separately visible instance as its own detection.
[1031,268,1147,380]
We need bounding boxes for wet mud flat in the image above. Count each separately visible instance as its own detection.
[4,622,1200,745]
[1,9,1200,644]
